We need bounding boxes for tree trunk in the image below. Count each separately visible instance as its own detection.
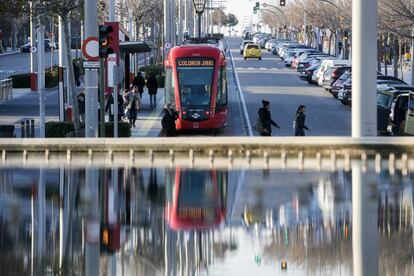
[12,19,18,51]
[392,35,398,78]
[377,35,382,72]
[62,15,81,137]
[328,33,332,55]
[384,34,388,75]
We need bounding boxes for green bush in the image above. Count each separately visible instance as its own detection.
[12,66,59,88]
[45,121,131,138]
[139,65,164,78]
[45,121,75,137]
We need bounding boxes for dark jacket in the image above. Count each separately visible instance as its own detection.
[132,74,145,93]
[77,92,85,114]
[295,112,309,136]
[105,93,124,122]
[258,107,279,135]
[146,75,158,95]
[161,108,179,136]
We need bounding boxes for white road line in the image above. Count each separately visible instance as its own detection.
[227,40,253,137]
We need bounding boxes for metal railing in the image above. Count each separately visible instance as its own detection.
[0,137,414,170]
[0,78,13,102]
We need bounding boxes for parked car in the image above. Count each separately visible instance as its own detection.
[240,40,254,55]
[315,60,351,85]
[299,63,322,84]
[321,66,351,91]
[331,71,351,98]
[20,41,51,53]
[244,43,262,60]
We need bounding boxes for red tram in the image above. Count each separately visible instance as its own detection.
[165,168,227,230]
[164,40,228,130]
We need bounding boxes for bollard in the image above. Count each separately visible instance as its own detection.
[25,119,30,138]
[30,119,35,137]
[20,120,25,138]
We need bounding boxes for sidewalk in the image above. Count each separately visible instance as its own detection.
[380,63,412,84]
[129,88,164,137]
[0,47,19,57]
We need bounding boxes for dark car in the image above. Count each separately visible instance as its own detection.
[20,41,51,53]
[332,71,351,98]
[339,75,406,106]
[299,63,321,84]
[321,66,351,92]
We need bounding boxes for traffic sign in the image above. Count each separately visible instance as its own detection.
[83,60,100,69]
[165,42,171,50]
[82,36,99,61]
[31,46,37,53]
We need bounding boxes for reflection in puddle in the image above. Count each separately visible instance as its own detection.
[0,165,413,275]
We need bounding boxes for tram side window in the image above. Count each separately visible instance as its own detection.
[165,68,175,105]
[216,67,228,107]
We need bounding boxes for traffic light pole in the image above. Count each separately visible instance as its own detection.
[99,58,105,138]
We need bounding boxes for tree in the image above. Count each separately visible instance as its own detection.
[212,10,227,27]
[35,0,82,137]
[225,13,238,28]
[0,0,28,50]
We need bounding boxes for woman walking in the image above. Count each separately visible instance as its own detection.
[294,105,310,136]
[161,103,179,137]
[258,100,280,136]
[132,72,145,99]
[146,73,159,108]
[123,86,141,127]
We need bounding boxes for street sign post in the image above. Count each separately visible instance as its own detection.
[83,60,100,69]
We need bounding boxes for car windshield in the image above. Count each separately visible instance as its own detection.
[247,44,259,49]
[177,58,214,108]
[377,93,391,107]
[339,72,351,81]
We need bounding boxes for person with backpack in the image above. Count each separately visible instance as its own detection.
[161,103,179,137]
[132,72,145,99]
[256,100,280,136]
[294,105,310,136]
[123,86,141,127]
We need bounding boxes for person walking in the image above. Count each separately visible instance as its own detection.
[258,100,280,136]
[161,103,179,137]
[294,105,310,136]
[123,86,141,127]
[146,73,159,108]
[132,72,145,99]
[77,90,86,123]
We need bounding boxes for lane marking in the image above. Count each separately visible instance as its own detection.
[227,40,253,136]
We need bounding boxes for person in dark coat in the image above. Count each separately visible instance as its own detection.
[105,91,124,122]
[77,90,86,123]
[161,103,179,137]
[295,105,310,136]
[258,100,280,136]
[132,72,145,98]
[146,73,159,108]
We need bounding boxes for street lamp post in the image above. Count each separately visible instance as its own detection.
[193,0,207,38]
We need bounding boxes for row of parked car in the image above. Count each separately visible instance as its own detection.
[273,40,414,136]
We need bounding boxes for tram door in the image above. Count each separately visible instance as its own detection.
[405,92,414,135]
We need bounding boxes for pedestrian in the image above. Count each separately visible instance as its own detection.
[123,86,141,127]
[257,100,280,136]
[161,103,179,137]
[77,90,86,123]
[294,105,310,136]
[105,91,124,122]
[146,73,159,108]
[132,71,145,98]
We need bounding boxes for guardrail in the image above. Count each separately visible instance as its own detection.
[0,78,12,102]
[0,137,414,170]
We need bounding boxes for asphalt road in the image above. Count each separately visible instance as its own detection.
[228,37,351,136]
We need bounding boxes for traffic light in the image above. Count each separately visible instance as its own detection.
[280,0,286,6]
[253,7,257,14]
[281,260,287,270]
[255,1,259,9]
[99,25,114,58]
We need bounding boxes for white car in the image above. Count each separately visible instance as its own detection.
[240,40,253,54]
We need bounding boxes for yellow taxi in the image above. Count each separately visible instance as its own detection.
[243,43,262,60]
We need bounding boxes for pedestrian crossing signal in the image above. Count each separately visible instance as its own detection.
[281,260,287,270]
[280,0,286,6]
[99,25,114,58]
[253,7,257,14]
[255,2,259,9]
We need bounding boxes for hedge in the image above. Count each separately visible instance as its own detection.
[11,67,59,88]
[45,121,131,138]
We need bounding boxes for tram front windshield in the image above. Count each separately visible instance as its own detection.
[177,58,215,108]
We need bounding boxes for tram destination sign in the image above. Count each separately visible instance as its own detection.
[177,59,214,67]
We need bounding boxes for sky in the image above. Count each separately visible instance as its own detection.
[224,0,276,33]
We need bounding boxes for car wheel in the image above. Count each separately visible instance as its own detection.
[340,100,347,105]
[259,57,262,60]
[244,57,247,60]
[307,80,313,85]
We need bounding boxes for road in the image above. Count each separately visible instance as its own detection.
[227,37,351,136]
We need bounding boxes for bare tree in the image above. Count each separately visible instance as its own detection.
[35,0,83,137]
